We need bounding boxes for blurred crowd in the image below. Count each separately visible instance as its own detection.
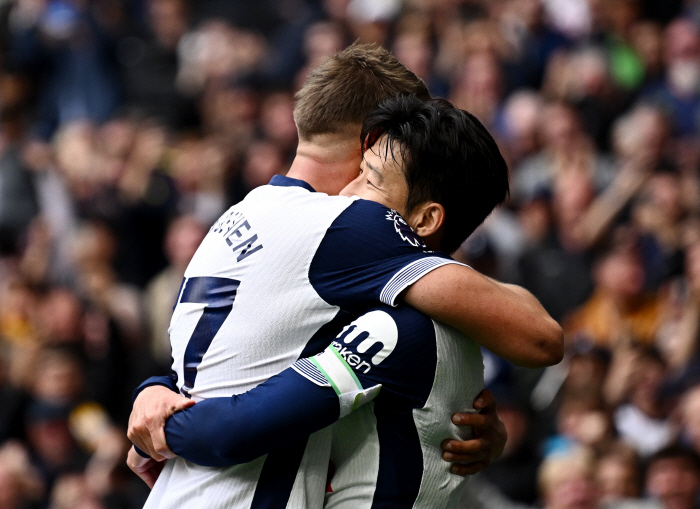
[0,0,699,508]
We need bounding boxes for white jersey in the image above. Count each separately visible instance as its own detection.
[321,309,484,509]
[143,176,458,509]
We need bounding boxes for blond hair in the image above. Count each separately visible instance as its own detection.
[538,447,596,496]
[293,42,430,139]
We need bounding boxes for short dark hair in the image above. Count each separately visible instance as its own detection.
[361,95,509,253]
[294,42,430,139]
[646,445,700,474]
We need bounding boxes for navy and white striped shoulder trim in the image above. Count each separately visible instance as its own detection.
[380,258,464,307]
[292,358,331,387]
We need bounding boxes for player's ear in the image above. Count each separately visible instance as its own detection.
[409,202,445,238]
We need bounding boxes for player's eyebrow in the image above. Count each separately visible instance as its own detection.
[366,159,384,185]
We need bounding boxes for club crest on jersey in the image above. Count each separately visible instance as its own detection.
[386,210,425,248]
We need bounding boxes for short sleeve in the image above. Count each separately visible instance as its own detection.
[305,306,439,408]
[309,200,462,307]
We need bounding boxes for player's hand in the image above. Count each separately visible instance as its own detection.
[127,385,195,461]
[127,445,166,488]
[441,389,507,476]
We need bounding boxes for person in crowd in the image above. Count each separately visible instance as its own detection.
[564,232,665,350]
[645,445,700,509]
[144,215,207,370]
[596,443,649,507]
[537,447,600,509]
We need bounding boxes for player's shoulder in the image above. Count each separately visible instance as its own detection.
[366,304,435,338]
[329,199,427,250]
[312,198,438,278]
[339,304,437,360]
[244,176,433,257]
[211,175,359,247]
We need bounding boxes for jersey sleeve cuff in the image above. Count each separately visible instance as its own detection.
[305,346,381,418]
[132,375,179,405]
[134,446,151,459]
[379,257,465,307]
[291,358,331,387]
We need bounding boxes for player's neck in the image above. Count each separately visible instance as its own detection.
[287,135,362,196]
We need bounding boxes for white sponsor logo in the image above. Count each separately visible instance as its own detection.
[334,310,399,373]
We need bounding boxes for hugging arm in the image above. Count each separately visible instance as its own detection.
[126,370,343,486]
[128,306,507,475]
[129,374,504,476]
[130,348,378,468]
[443,390,506,475]
[405,265,563,368]
[311,201,563,368]
[128,374,193,461]
[164,370,346,466]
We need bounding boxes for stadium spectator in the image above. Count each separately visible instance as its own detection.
[481,387,542,505]
[645,445,700,509]
[564,232,665,350]
[595,443,648,506]
[144,215,206,369]
[537,447,600,509]
[612,348,676,457]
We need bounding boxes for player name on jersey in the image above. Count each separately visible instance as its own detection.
[211,209,263,263]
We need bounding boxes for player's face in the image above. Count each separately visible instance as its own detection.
[339,135,409,217]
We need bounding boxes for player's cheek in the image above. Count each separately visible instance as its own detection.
[339,176,362,197]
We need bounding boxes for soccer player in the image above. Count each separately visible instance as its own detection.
[132,96,512,508]
[128,44,561,508]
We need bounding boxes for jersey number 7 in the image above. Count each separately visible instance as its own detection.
[178,277,240,397]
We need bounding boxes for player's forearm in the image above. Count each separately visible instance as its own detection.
[164,371,341,467]
[405,264,563,368]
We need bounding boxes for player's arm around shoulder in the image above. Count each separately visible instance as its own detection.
[404,263,563,368]
[310,200,562,367]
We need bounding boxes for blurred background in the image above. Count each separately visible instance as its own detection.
[0,0,699,508]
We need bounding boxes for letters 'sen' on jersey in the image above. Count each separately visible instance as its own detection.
[143,176,459,509]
